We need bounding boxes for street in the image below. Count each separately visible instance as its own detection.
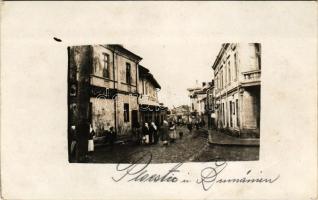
[89,127,259,163]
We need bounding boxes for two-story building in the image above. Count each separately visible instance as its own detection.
[68,44,167,142]
[69,44,142,138]
[212,43,261,137]
[138,65,166,126]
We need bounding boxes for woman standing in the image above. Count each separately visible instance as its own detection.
[88,124,95,154]
[169,121,177,143]
[150,122,158,144]
[142,122,150,145]
[161,120,169,145]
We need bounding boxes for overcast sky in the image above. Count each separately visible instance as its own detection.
[128,43,221,109]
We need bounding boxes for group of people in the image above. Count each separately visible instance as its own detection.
[133,120,179,146]
[69,119,185,161]
[186,118,206,133]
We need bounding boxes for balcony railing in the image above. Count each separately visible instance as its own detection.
[241,70,261,86]
[139,94,159,105]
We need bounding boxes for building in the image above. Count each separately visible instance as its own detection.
[169,105,190,125]
[212,43,261,137]
[205,80,215,129]
[138,65,166,126]
[187,81,209,123]
[68,45,166,141]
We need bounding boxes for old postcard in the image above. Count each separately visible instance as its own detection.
[1,1,317,200]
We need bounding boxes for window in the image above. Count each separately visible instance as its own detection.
[124,103,129,122]
[126,63,131,84]
[221,71,223,89]
[228,61,231,83]
[236,99,239,126]
[229,101,232,127]
[255,44,261,69]
[224,65,227,85]
[222,103,225,124]
[234,53,238,80]
[233,101,235,115]
[103,53,109,78]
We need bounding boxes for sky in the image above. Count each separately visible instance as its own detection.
[127,43,221,109]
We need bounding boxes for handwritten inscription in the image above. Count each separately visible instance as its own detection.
[112,151,280,191]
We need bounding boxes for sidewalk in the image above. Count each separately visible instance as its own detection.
[207,129,260,146]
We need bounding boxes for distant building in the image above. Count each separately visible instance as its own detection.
[205,80,215,129]
[187,81,209,123]
[212,43,261,137]
[169,105,190,124]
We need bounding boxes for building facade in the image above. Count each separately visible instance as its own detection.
[169,105,190,125]
[206,80,215,129]
[138,65,166,126]
[212,43,261,137]
[68,45,165,141]
[187,81,209,123]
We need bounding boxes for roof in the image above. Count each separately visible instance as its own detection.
[211,43,230,70]
[107,44,142,62]
[139,65,161,89]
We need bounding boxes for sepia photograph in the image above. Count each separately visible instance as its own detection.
[1,2,316,199]
[68,43,261,163]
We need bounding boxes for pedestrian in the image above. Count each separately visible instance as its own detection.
[201,118,206,128]
[88,124,95,154]
[187,122,193,133]
[69,125,77,162]
[142,122,150,145]
[211,112,216,130]
[104,123,111,144]
[109,126,116,149]
[169,121,177,143]
[161,120,169,146]
[133,122,142,145]
[179,131,183,139]
[150,122,158,144]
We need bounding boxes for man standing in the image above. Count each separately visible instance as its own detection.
[211,111,216,130]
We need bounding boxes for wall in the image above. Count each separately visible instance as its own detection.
[138,78,159,106]
[116,54,137,93]
[90,97,115,136]
[116,93,138,136]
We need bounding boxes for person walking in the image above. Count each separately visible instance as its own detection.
[109,126,116,150]
[88,124,95,154]
[150,122,158,144]
[169,121,177,143]
[69,125,77,162]
[142,122,150,145]
[211,112,216,130]
[161,120,169,146]
[133,122,142,145]
[187,122,193,133]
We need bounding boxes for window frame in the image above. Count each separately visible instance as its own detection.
[102,53,110,79]
[126,63,131,84]
[124,103,130,122]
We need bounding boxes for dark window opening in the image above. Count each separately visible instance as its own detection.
[124,103,129,122]
[255,44,261,69]
[126,63,131,84]
[103,53,110,78]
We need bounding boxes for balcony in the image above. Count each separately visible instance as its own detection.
[241,70,261,87]
[139,94,159,106]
